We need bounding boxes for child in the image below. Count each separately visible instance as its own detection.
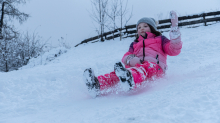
[83,11,182,97]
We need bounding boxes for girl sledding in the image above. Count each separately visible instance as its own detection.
[83,11,182,97]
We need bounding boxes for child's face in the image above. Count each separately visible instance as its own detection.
[137,23,151,37]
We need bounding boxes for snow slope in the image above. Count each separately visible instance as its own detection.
[1,23,220,123]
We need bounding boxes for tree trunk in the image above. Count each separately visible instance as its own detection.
[5,60,8,72]
[0,2,6,39]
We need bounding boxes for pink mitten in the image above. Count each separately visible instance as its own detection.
[169,26,181,40]
[170,10,178,27]
[129,57,141,67]
[169,11,181,40]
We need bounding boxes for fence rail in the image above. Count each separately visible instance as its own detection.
[75,11,220,47]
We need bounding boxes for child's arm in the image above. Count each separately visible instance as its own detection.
[162,36,182,56]
[163,11,182,56]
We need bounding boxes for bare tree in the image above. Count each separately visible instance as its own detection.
[106,0,119,40]
[118,0,133,41]
[89,0,109,42]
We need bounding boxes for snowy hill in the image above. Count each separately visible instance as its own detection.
[1,23,220,123]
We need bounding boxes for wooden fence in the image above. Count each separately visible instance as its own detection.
[75,11,220,47]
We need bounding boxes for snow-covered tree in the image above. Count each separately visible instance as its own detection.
[0,0,29,72]
[0,0,29,38]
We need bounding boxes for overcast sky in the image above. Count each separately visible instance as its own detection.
[15,0,220,46]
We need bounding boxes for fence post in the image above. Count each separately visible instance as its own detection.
[101,35,104,42]
[125,27,128,37]
[202,13,207,26]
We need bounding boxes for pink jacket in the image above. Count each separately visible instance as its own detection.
[122,32,182,71]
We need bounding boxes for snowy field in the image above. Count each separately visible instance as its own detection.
[1,23,220,123]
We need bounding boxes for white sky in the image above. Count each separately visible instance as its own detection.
[15,0,220,46]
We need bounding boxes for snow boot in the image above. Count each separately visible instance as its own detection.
[83,68,100,97]
[114,62,135,91]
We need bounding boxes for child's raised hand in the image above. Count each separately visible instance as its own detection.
[169,26,181,40]
[169,10,181,40]
[170,10,178,27]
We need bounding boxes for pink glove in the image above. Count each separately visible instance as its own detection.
[170,10,178,27]
[128,57,141,67]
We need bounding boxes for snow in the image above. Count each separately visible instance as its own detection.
[1,23,220,122]
[21,47,68,69]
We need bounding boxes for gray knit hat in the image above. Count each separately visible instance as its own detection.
[136,17,158,31]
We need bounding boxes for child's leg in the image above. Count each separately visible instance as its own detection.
[97,62,163,91]
[128,62,164,85]
[97,72,120,90]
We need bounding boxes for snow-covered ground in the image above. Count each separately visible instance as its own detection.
[1,23,220,123]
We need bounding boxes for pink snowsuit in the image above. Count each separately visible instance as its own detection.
[97,32,182,90]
